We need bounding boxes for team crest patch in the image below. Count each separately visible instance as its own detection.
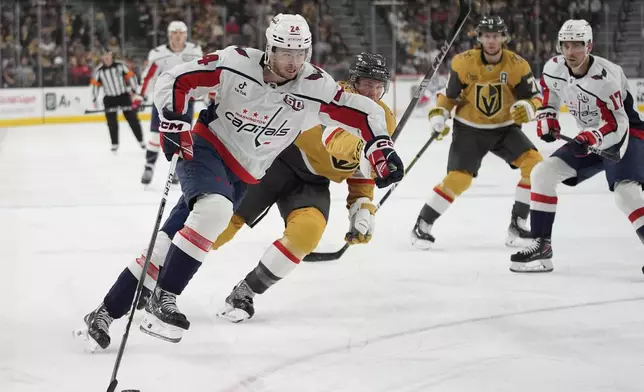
[475,83,503,117]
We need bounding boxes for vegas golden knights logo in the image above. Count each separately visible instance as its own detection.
[331,156,359,172]
[475,83,503,117]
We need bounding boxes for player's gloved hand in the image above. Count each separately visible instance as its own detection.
[204,91,216,105]
[428,107,450,140]
[131,94,144,110]
[345,197,377,244]
[510,100,536,124]
[160,108,193,161]
[535,106,560,142]
[364,135,404,188]
[570,129,602,157]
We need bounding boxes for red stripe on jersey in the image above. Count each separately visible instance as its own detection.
[140,63,158,97]
[597,97,617,136]
[178,226,213,252]
[173,69,222,113]
[192,122,259,184]
[531,192,558,204]
[135,254,159,280]
[517,182,531,190]
[630,128,644,140]
[540,77,550,106]
[273,240,301,264]
[320,91,374,141]
[628,207,644,223]
[347,178,375,185]
[433,186,454,203]
[324,128,342,146]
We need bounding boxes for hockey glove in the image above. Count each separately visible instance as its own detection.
[510,100,536,124]
[364,135,404,188]
[345,197,377,244]
[131,94,144,110]
[160,108,194,161]
[570,129,602,157]
[428,107,451,141]
[535,106,560,142]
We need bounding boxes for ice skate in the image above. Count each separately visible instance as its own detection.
[140,286,189,343]
[217,280,255,323]
[136,286,152,310]
[510,238,554,273]
[141,166,154,185]
[73,303,114,352]
[505,215,532,247]
[410,217,435,250]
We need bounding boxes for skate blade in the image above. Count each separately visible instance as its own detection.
[139,312,184,343]
[510,259,554,273]
[505,235,533,248]
[216,305,251,323]
[410,234,433,250]
[72,326,103,353]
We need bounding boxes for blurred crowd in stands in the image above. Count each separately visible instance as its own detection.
[1,0,606,88]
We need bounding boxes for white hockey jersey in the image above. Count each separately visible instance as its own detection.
[139,42,203,98]
[153,46,390,183]
[541,55,644,152]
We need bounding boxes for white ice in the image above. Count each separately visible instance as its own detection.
[2,115,643,392]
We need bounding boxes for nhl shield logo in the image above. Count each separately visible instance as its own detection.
[475,83,503,117]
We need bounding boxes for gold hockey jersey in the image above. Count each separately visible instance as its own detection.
[295,82,397,207]
[437,48,542,129]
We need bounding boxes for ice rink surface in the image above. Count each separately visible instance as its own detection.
[2,115,643,392]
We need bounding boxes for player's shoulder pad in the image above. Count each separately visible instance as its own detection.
[292,63,340,103]
[378,100,396,136]
[505,49,530,69]
[217,45,262,66]
[581,56,624,99]
[450,49,477,72]
[541,56,567,81]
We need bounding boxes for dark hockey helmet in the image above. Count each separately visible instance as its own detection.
[349,52,391,95]
[476,16,508,37]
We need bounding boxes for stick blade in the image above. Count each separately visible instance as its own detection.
[106,379,118,392]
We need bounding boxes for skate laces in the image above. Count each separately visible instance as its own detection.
[234,281,255,300]
[159,290,180,313]
[518,239,541,255]
[94,305,113,331]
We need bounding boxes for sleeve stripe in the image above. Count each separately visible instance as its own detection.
[140,63,158,97]
[172,69,222,113]
[539,77,550,107]
[319,100,375,142]
[596,97,618,136]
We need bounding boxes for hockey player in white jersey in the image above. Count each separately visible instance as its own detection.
[77,14,404,349]
[137,21,203,185]
[510,19,644,273]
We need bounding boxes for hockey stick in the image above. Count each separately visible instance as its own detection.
[304,132,441,262]
[303,0,472,262]
[85,104,152,114]
[106,153,179,392]
[558,134,620,162]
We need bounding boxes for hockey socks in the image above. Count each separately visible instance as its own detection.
[245,240,301,294]
[530,192,557,239]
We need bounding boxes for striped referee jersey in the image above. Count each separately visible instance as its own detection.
[90,60,139,101]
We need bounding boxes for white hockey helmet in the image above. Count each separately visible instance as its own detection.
[557,19,592,52]
[265,14,312,63]
[168,21,188,35]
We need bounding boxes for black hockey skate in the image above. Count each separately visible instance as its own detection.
[505,215,532,247]
[140,286,190,343]
[217,280,255,323]
[141,166,154,185]
[510,238,554,273]
[136,286,152,310]
[73,303,114,352]
[410,216,435,250]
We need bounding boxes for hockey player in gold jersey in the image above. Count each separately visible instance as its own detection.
[208,53,396,322]
[411,16,544,249]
